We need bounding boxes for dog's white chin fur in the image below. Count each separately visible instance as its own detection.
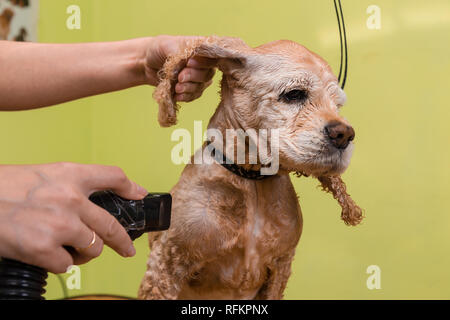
[281,140,354,177]
[312,142,354,175]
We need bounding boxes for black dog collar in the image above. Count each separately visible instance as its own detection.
[206,141,271,181]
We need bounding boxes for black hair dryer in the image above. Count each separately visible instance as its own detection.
[0,191,171,300]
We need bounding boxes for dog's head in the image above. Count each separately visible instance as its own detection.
[154,36,363,225]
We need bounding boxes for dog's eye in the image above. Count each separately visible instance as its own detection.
[280,89,308,103]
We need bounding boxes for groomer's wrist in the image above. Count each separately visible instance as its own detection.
[121,37,154,87]
[128,37,155,85]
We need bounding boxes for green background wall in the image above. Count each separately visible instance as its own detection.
[0,0,449,299]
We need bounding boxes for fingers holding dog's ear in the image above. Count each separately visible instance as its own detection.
[186,56,218,69]
[175,89,205,102]
[175,79,213,102]
[153,36,248,127]
[175,67,215,102]
[175,79,212,94]
[178,67,215,84]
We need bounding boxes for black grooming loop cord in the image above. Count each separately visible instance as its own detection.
[334,0,348,89]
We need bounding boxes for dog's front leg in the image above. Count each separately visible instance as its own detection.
[138,239,200,300]
[254,250,296,300]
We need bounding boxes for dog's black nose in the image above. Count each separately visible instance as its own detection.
[325,121,355,149]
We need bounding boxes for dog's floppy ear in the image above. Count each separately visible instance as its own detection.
[318,175,364,226]
[153,36,250,127]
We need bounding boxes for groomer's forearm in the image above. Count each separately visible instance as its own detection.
[0,38,150,110]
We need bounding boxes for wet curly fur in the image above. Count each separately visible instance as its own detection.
[318,175,363,226]
[139,36,363,300]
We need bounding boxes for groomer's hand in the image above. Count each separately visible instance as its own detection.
[144,35,217,102]
[0,162,147,273]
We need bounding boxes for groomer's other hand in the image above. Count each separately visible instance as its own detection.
[0,163,147,273]
[144,35,217,102]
